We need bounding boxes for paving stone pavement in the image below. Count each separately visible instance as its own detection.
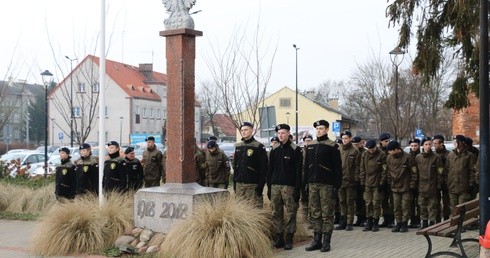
[0,219,481,258]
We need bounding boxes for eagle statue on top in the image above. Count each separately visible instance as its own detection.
[162,0,196,30]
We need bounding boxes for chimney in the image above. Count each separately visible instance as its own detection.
[305,90,316,99]
[139,63,153,72]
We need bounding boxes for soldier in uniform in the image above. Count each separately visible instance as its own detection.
[103,141,127,192]
[123,147,144,191]
[446,135,476,210]
[301,135,313,221]
[267,124,303,250]
[74,143,99,195]
[415,139,443,228]
[205,140,231,189]
[432,134,451,222]
[304,120,342,252]
[385,141,417,233]
[142,136,164,187]
[55,147,77,199]
[378,132,394,228]
[270,136,280,150]
[464,137,479,198]
[408,139,421,228]
[360,139,387,232]
[195,144,207,186]
[351,136,366,227]
[233,122,268,208]
[335,131,361,231]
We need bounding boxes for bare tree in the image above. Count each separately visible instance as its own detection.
[198,80,225,137]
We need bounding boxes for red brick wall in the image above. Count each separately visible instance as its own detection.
[452,92,480,143]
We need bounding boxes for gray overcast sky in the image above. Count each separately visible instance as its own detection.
[1,0,403,93]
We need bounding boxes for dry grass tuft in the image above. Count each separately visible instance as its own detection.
[24,184,56,213]
[160,195,274,258]
[30,191,134,256]
[0,182,56,214]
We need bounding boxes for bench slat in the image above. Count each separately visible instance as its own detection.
[436,217,479,237]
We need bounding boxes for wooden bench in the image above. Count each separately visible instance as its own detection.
[416,198,479,258]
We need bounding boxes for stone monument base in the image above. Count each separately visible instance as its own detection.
[134,183,229,233]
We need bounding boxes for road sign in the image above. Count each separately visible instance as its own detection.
[415,129,423,138]
[332,122,341,132]
[58,132,64,140]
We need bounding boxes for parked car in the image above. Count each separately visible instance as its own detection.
[2,152,46,177]
[218,142,235,162]
[29,156,60,178]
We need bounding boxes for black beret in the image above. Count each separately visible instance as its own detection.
[432,135,445,141]
[341,131,352,138]
[351,136,362,143]
[455,135,465,142]
[386,140,400,151]
[79,143,91,150]
[379,133,391,141]
[313,120,329,128]
[270,136,279,142]
[124,147,135,154]
[145,136,155,142]
[420,137,431,146]
[275,123,291,132]
[207,135,218,141]
[107,141,120,147]
[409,139,421,145]
[303,135,313,141]
[365,139,376,149]
[59,147,70,154]
[240,122,253,129]
[464,137,473,146]
[207,140,217,148]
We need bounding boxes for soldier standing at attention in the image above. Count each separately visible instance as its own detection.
[408,139,421,228]
[123,147,144,191]
[55,147,77,200]
[352,136,367,227]
[103,141,127,192]
[335,131,361,231]
[360,139,387,232]
[142,136,163,187]
[75,143,99,195]
[205,140,231,189]
[385,141,417,233]
[432,135,451,222]
[233,122,268,208]
[304,120,342,252]
[267,124,303,250]
[378,133,394,228]
[301,135,313,222]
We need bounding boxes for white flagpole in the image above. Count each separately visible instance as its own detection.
[98,0,106,206]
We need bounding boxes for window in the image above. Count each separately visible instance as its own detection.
[157,109,161,119]
[73,107,81,117]
[279,98,291,107]
[142,108,147,118]
[105,106,108,117]
[135,106,140,115]
[78,83,86,93]
[92,83,99,92]
[150,108,154,118]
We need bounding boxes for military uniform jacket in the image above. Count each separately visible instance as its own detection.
[55,158,77,199]
[233,137,268,188]
[360,147,387,187]
[123,157,144,191]
[195,148,207,185]
[446,149,476,194]
[435,147,451,184]
[205,149,231,185]
[103,154,126,192]
[75,155,99,194]
[142,147,163,182]
[415,151,443,197]
[303,135,342,189]
[340,143,361,188]
[267,140,303,188]
[386,151,417,193]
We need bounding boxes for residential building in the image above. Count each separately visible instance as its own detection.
[202,113,236,142]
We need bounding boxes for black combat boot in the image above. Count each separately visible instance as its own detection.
[345,224,353,231]
[354,215,366,227]
[429,220,435,226]
[400,221,409,233]
[391,222,402,232]
[321,231,332,252]
[335,216,346,230]
[273,232,285,248]
[379,214,390,228]
[305,233,322,251]
[387,215,395,228]
[409,216,420,228]
[284,233,294,250]
[371,218,380,232]
[421,220,429,229]
[363,217,373,231]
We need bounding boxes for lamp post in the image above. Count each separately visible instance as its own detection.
[389,47,405,142]
[41,70,53,179]
[51,118,55,146]
[119,116,124,145]
[65,56,77,147]
[293,44,300,144]
[286,112,290,125]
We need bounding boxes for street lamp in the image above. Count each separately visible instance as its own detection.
[41,70,53,179]
[51,118,55,146]
[65,56,77,147]
[119,116,124,145]
[389,46,405,142]
[293,44,300,144]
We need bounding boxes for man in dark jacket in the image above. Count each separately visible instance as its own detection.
[55,147,77,199]
[267,124,303,250]
[142,136,164,187]
[123,147,144,191]
[432,134,451,222]
[205,140,231,189]
[233,122,268,208]
[74,143,99,195]
[103,141,126,192]
[304,120,342,252]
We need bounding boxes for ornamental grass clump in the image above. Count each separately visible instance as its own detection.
[30,191,134,256]
[160,195,274,258]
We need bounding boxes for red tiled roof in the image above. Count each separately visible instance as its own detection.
[205,114,236,137]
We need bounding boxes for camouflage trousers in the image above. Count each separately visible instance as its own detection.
[338,186,357,224]
[393,191,412,223]
[418,194,438,221]
[235,182,263,209]
[271,185,299,234]
[309,183,335,233]
[449,192,471,211]
[363,186,382,219]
